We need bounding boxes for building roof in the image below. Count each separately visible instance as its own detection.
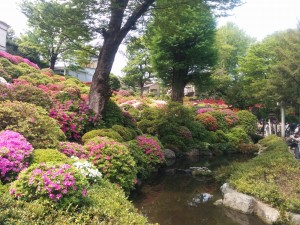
[0,21,10,29]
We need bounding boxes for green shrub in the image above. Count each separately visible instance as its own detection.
[236,110,257,134]
[32,149,72,164]
[102,99,124,127]
[0,101,66,148]
[196,113,218,131]
[11,84,53,110]
[84,137,137,193]
[82,129,124,143]
[112,125,136,141]
[230,135,300,213]
[18,72,54,86]
[208,110,228,132]
[0,180,152,224]
[10,162,88,209]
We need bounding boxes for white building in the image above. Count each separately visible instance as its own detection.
[0,21,9,51]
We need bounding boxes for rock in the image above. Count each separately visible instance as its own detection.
[214,199,223,206]
[164,168,176,175]
[221,183,255,214]
[165,158,176,166]
[163,149,176,159]
[254,201,280,224]
[188,193,213,206]
[176,169,192,174]
[0,77,7,84]
[190,167,212,176]
[289,212,300,225]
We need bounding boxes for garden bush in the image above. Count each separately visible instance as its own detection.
[229,135,300,213]
[208,110,229,132]
[196,113,218,131]
[236,110,257,134]
[58,142,88,159]
[10,162,88,208]
[18,72,54,86]
[0,130,33,183]
[102,99,124,127]
[84,137,137,193]
[0,101,66,149]
[82,129,124,143]
[31,149,71,164]
[127,135,164,179]
[112,125,137,141]
[0,180,152,224]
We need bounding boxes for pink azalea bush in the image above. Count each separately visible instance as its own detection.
[49,100,101,141]
[136,135,164,161]
[0,51,39,69]
[0,130,33,182]
[10,162,88,208]
[84,137,137,193]
[58,142,88,159]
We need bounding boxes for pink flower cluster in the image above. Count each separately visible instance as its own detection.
[197,108,214,114]
[50,100,99,141]
[10,163,83,201]
[0,51,39,69]
[136,135,164,161]
[58,142,88,159]
[0,130,33,182]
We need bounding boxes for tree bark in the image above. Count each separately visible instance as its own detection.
[88,0,155,115]
[171,69,188,102]
[50,54,58,70]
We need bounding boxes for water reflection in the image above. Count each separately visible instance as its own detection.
[131,156,268,225]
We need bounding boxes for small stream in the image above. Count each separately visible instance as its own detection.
[130,156,268,225]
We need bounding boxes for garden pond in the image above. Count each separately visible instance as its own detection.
[130,155,268,225]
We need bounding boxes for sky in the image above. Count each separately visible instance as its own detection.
[0,0,299,75]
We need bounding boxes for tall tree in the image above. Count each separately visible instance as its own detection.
[147,0,217,102]
[210,22,255,108]
[122,37,152,96]
[20,0,91,69]
[86,0,241,115]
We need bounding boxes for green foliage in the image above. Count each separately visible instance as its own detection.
[84,137,137,193]
[208,110,229,132]
[102,99,124,128]
[111,125,137,141]
[229,135,300,213]
[236,110,257,134]
[10,84,53,110]
[10,162,88,209]
[0,101,66,149]
[109,74,121,91]
[0,180,152,224]
[31,149,72,164]
[18,72,54,86]
[82,129,124,143]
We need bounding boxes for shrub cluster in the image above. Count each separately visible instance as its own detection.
[0,130,33,182]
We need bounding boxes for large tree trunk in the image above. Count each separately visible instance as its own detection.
[171,69,188,103]
[50,53,58,70]
[88,0,155,115]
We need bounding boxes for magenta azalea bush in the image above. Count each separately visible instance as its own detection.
[58,141,88,159]
[0,130,33,183]
[0,51,39,69]
[10,162,88,208]
[84,137,137,193]
[136,135,164,161]
[50,100,101,141]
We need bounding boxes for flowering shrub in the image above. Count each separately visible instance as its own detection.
[58,141,88,159]
[196,113,218,131]
[236,110,257,134]
[111,125,137,141]
[0,101,66,149]
[196,107,214,114]
[0,83,13,101]
[84,137,137,193]
[128,135,165,179]
[10,162,88,208]
[207,110,229,132]
[0,51,39,69]
[220,109,239,127]
[50,100,101,141]
[4,83,53,110]
[0,130,33,183]
[72,157,102,184]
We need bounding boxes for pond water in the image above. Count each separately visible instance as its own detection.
[130,156,268,225]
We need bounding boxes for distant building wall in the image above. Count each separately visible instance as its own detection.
[0,21,9,51]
